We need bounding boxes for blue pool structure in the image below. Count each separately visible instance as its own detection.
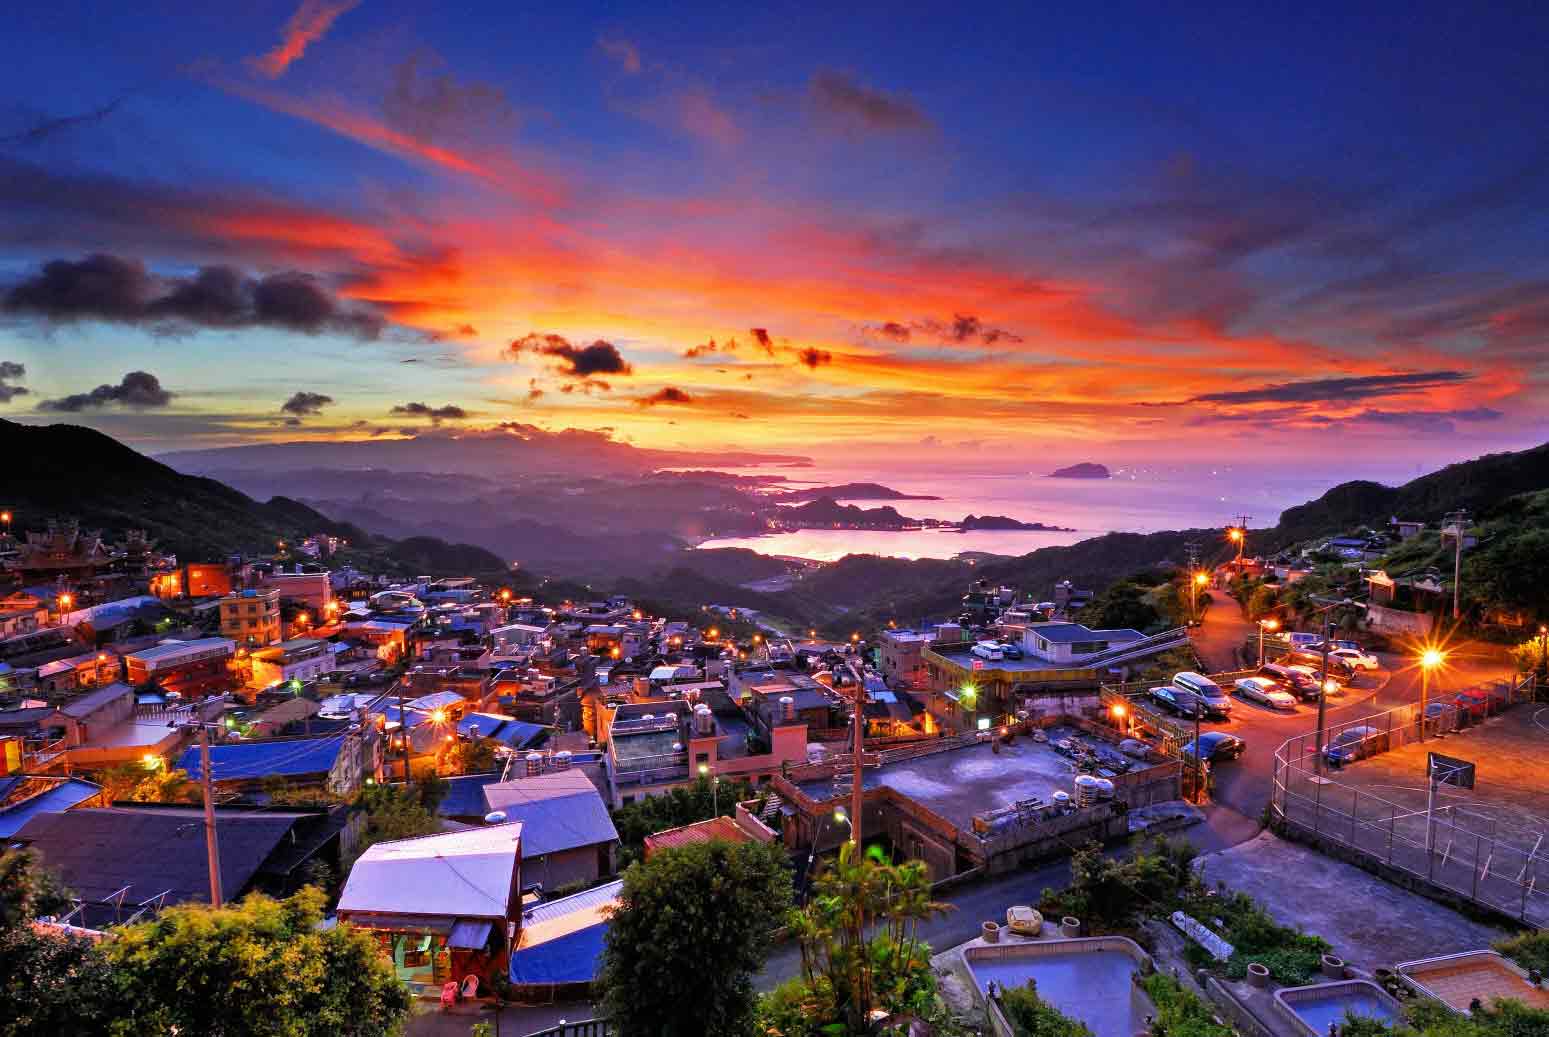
[963,937,1153,1037]
[1275,980,1402,1037]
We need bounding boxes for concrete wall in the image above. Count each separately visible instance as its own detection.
[525,844,607,891]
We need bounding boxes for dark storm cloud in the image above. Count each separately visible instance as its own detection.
[810,71,931,131]
[508,332,633,377]
[0,360,27,403]
[636,386,693,407]
[797,347,832,369]
[391,401,468,422]
[2,254,385,339]
[1188,370,1471,405]
[38,370,174,412]
[280,391,334,416]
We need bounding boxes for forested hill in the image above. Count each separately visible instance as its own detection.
[1,420,507,575]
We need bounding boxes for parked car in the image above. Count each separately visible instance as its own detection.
[1325,725,1385,765]
[1287,632,1323,649]
[1287,651,1356,682]
[1000,643,1025,660]
[1173,671,1233,717]
[1450,688,1490,720]
[1260,663,1318,700]
[1150,685,1202,717]
[1235,677,1297,711]
[1326,647,1380,671]
[1181,731,1247,763]
[971,641,1004,661]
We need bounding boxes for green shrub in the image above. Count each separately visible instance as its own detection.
[1000,981,1094,1037]
[1138,972,1233,1037]
[1198,890,1330,985]
[1494,929,1549,976]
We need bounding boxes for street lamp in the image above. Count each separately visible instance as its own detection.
[699,763,718,815]
[1258,618,1280,667]
[1109,702,1128,735]
[1190,571,1208,624]
[1419,646,1445,741]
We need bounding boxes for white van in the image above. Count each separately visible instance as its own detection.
[1172,671,1232,715]
[1286,632,1322,649]
[971,641,1004,661]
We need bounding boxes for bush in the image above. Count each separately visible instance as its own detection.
[1205,891,1329,986]
[1000,981,1093,1037]
[1494,929,1549,976]
[1137,973,1233,1037]
[1039,838,1199,934]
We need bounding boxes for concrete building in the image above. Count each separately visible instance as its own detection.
[878,628,932,687]
[123,638,237,698]
[249,638,336,691]
[261,570,333,613]
[220,588,281,647]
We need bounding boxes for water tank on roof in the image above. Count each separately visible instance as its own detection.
[1094,778,1115,800]
[484,811,508,825]
[1073,774,1100,808]
[641,713,655,722]
[525,752,543,777]
[695,704,714,736]
[780,696,796,722]
[1052,790,1071,810]
[554,750,572,771]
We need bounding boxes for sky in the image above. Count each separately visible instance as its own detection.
[1,1,1547,469]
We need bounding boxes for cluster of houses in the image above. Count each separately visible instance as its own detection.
[2,515,1198,1002]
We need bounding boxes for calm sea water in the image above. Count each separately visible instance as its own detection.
[692,462,1393,562]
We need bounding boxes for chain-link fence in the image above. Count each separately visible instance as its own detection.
[1271,675,1547,927]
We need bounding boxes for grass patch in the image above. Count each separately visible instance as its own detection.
[1137,973,1234,1037]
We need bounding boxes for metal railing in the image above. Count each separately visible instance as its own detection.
[1270,673,1546,926]
[520,1019,612,1037]
[1083,626,1189,668]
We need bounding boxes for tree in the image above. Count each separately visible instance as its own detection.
[600,838,793,1037]
[346,780,448,872]
[609,775,758,868]
[0,850,117,1037]
[441,735,500,776]
[1077,581,1163,633]
[105,887,410,1037]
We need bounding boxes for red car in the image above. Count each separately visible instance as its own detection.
[1450,688,1489,720]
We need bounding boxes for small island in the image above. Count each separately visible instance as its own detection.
[768,497,1071,533]
[1048,462,1110,479]
[769,482,942,503]
[960,514,1075,531]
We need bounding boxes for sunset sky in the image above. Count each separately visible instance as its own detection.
[1,2,1547,467]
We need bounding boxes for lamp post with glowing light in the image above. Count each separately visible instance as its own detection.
[1228,526,1245,570]
[1190,572,1208,625]
[1109,701,1129,737]
[0,509,11,533]
[1419,647,1444,741]
[699,762,719,816]
[1536,625,1548,686]
[1258,618,1279,667]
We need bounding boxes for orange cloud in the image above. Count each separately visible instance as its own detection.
[248,0,360,79]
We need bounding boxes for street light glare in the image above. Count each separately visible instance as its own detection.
[1421,648,1445,669]
[1193,573,1208,586]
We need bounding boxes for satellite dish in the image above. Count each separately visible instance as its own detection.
[484,811,508,825]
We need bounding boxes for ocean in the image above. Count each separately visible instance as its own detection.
[692,462,1401,562]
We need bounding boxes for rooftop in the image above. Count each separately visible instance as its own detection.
[338,822,522,920]
[1026,622,1145,643]
[509,879,622,987]
[175,735,347,781]
[643,815,755,857]
[127,637,234,663]
[57,682,133,718]
[482,769,618,857]
[0,775,103,838]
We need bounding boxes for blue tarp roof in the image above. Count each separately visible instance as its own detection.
[0,777,102,838]
[509,924,608,985]
[436,773,506,818]
[175,736,347,781]
[457,713,547,750]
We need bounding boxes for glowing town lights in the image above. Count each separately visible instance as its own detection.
[142,753,161,770]
[707,627,719,638]
[1193,572,1209,587]
[1323,679,1339,695]
[1421,647,1445,669]
[500,589,512,602]
[851,633,860,642]
[1110,703,1127,719]
[430,709,447,724]
[1262,618,1280,631]
[1228,528,1244,543]
[57,593,73,609]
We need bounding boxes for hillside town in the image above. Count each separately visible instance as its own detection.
[3,492,1547,1037]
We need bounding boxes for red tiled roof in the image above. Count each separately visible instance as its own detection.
[642,815,754,857]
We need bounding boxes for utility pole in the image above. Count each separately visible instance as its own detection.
[1192,697,1203,803]
[198,724,223,907]
[1444,510,1468,620]
[846,660,865,848]
[1317,609,1333,777]
[396,681,412,787]
[1185,542,1202,625]
[1230,514,1252,571]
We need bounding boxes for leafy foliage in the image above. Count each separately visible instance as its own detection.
[609,775,757,868]
[0,850,117,1037]
[346,779,449,872]
[105,887,410,1037]
[1210,892,1330,986]
[1039,838,1199,933]
[1000,980,1094,1037]
[600,838,793,1037]
[1339,995,1549,1037]
[1494,928,1549,976]
[439,735,501,777]
[770,842,952,1035]
[1077,581,1164,633]
[1136,972,1234,1037]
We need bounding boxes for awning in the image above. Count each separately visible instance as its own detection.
[448,919,493,950]
[340,913,457,935]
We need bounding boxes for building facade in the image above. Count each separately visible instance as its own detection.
[220,588,282,647]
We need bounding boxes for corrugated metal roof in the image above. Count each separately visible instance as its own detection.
[337,823,522,920]
[521,879,623,927]
[175,735,347,781]
[482,770,618,858]
[0,777,102,838]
